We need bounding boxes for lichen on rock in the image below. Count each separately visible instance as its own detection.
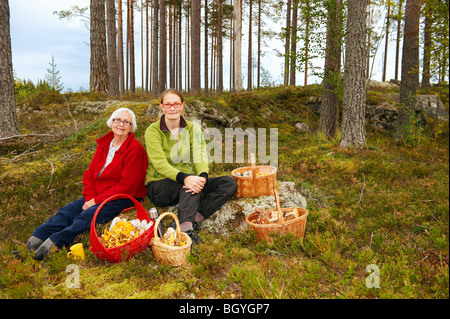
[202,181,308,236]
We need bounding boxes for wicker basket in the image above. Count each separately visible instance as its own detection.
[89,194,155,263]
[150,212,192,266]
[245,207,309,243]
[245,186,308,243]
[231,162,277,198]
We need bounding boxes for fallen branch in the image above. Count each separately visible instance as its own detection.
[67,105,78,130]
[10,143,41,162]
[406,200,435,205]
[0,133,54,142]
[44,156,55,190]
[357,173,366,206]
[369,231,374,249]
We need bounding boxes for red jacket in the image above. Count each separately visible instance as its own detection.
[82,131,148,204]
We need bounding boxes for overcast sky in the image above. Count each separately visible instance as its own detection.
[10,0,90,91]
[9,1,402,93]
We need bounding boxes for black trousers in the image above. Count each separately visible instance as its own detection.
[146,176,238,225]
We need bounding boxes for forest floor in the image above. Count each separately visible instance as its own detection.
[0,85,448,301]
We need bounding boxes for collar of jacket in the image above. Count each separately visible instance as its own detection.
[159,114,187,132]
[96,131,134,153]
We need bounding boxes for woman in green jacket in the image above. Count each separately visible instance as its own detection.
[144,89,237,244]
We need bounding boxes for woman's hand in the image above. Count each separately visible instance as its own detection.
[82,198,96,210]
[183,175,206,194]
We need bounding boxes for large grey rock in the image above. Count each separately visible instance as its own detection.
[414,95,448,121]
[202,181,308,236]
[307,93,448,132]
[367,79,400,91]
[154,181,308,237]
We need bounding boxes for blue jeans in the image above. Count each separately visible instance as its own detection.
[31,196,136,249]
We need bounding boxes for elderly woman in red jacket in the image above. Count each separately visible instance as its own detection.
[27,107,148,260]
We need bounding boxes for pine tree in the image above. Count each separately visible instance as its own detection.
[233,0,242,92]
[90,0,108,92]
[45,54,64,92]
[340,0,368,147]
[318,0,343,139]
[397,0,420,141]
[191,0,201,93]
[0,0,18,138]
[106,0,118,95]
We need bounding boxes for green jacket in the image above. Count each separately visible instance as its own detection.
[144,115,209,185]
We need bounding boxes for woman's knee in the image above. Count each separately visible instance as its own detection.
[220,175,238,195]
[147,179,181,206]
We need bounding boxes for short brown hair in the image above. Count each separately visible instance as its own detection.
[159,88,184,104]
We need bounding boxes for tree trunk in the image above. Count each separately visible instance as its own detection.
[152,0,159,95]
[382,3,390,82]
[284,0,291,86]
[128,0,135,93]
[319,0,343,139]
[230,0,234,91]
[304,0,310,86]
[106,0,119,96]
[233,0,242,91]
[366,5,372,80]
[217,0,223,93]
[289,0,298,86]
[191,0,201,93]
[141,0,144,90]
[204,0,209,94]
[159,0,166,94]
[247,0,253,91]
[0,0,18,138]
[185,3,190,92]
[340,0,368,148]
[178,2,182,91]
[212,25,216,92]
[90,0,108,92]
[395,0,404,81]
[257,0,261,89]
[145,0,149,92]
[169,4,174,89]
[118,0,125,95]
[421,3,431,88]
[397,0,420,139]
[126,1,129,90]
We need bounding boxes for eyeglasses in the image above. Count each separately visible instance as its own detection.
[112,118,132,126]
[162,102,183,109]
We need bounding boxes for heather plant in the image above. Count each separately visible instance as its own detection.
[0,85,448,299]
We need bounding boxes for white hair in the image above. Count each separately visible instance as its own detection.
[106,108,137,133]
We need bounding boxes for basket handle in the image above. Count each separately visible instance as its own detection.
[89,194,149,244]
[273,182,283,224]
[153,212,181,240]
[250,152,256,188]
[250,152,256,170]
